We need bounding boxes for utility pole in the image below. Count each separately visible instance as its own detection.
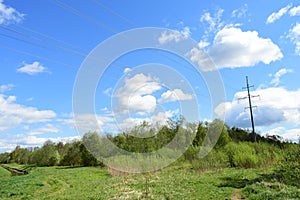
[238,76,259,142]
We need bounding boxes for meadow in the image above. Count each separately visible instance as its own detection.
[0,163,299,200]
[1,121,299,199]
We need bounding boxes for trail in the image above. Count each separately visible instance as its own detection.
[231,188,245,200]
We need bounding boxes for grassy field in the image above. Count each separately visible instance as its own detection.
[0,164,299,200]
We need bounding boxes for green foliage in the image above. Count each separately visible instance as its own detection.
[0,164,298,199]
[207,119,231,149]
[191,149,228,170]
[276,143,300,187]
[242,181,300,200]
[224,142,280,168]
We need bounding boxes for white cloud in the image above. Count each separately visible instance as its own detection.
[103,87,112,96]
[0,134,80,152]
[114,73,161,114]
[198,40,210,49]
[117,110,178,131]
[200,8,224,33]
[158,27,190,44]
[0,84,14,93]
[188,27,283,71]
[264,127,300,142]
[123,67,132,73]
[270,68,293,86]
[266,4,292,24]
[289,5,300,16]
[288,23,300,55]
[231,4,248,18]
[0,95,56,131]
[215,87,300,128]
[17,61,48,75]
[28,124,60,136]
[0,0,24,25]
[64,113,115,134]
[158,89,193,103]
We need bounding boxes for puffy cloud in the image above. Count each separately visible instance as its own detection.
[17,61,48,75]
[266,4,292,24]
[289,5,300,16]
[158,89,193,103]
[215,87,300,128]
[188,27,283,71]
[0,95,56,131]
[114,73,161,114]
[0,84,14,93]
[288,23,300,55]
[158,27,190,44]
[264,127,300,142]
[0,0,24,25]
[270,68,293,86]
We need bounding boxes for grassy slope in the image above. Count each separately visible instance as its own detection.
[0,166,11,178]
[0,164,299,200]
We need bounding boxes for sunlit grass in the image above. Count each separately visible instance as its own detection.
[0,164,299,199]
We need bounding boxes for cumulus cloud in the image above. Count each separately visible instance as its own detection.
[215,87,300,128]
[270,68,293,86]
[114,73,161,114]
[0,0,24,25]
[289,5,300,16]
[0,95,56,131]
[264,127,300,142]
[0,84,14,93]
[158,27,191,44]
[266,4,292,24]
[188,27,283,71]
[288,23,300,55]
[17,61,49,75]
[158,89,193,103]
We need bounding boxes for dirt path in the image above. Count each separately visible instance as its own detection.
[231,188,245,200]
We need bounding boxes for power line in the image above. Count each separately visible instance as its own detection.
[90,0,135,26]
[0,25,86,57]
[15,24,88,53]
[238,76,260,142]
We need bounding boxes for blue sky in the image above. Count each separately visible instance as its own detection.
[0,0,300,152]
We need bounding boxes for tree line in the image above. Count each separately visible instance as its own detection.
[0,117,296,169]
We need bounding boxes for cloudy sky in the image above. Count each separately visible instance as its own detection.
[1,0,300,152]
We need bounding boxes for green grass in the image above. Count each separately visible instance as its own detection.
[0,166,11,178]
[0,164,299,199]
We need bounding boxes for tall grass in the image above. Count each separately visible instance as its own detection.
[187,142,283,170]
